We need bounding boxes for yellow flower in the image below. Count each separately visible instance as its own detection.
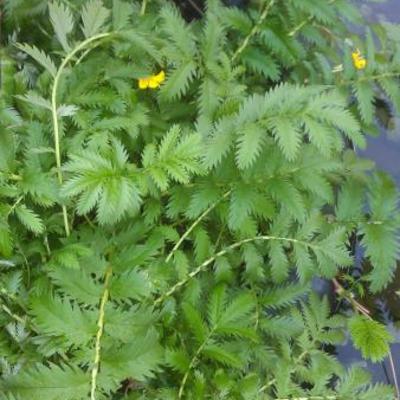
[352,49,367,70]
[138,70,165,89]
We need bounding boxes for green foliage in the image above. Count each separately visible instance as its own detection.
[349,315,393,362]
[0,0,399,399]
[62,140,142,225]
[81,0,110,38]
[142,125,203,191]
[0,364,89,400]
[29,295,97,347]
[14,204,44,234]
[49,2,74,52]
[361,173,400,291]
[15,44,57,77]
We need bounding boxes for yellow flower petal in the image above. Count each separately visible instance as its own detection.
[138,78,149,89]
[352,49,367,70]
[355,58,367,70]
[137,70,165,90]
[154,70,165,84]
[148,79,160,89]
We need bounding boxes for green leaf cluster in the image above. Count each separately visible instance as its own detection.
[0,0,399,399]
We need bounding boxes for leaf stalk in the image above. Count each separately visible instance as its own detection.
[165,190,231,263]
[90,266,113,400]
[232,0,275,62]
[51,32,112,237]
[155,235,318,306]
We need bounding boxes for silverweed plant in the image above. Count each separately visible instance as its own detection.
[0,0,400,399]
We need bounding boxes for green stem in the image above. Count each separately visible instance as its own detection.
[0,287,27,311]
[178,328,216,399]
[90,266,113,400]
[155,235,316,306]
[7,196,23,217]
[51,32,112,237]
[232,0,275,62]
[258,350,309,394]
[252,287,260,330]
[165,190,231,263]
[288,0,338,37]
[1,303,26,325]
[0,172,22,181]
[339,71,400,86]
[288,16,313,37]
[140,0,148,16]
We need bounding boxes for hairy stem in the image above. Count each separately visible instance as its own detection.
[339,71,400,86]
[165,190,231,263]
[332,279,371,316]
[388,351,400,400]
[232,0,275,62]
[155,235,317,306]
[259,350,309,394]
[288,16,313,37]
[51,32,112,237]
[7,196,23,217]
[178,328,216,398]
[1,304,25,325]
[288,0,338,37]
[90,266,113,400]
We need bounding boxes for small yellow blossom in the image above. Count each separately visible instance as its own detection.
[138,70,165,89]
[352,49,367,70]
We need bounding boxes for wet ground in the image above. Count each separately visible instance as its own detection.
[357,0,400,24]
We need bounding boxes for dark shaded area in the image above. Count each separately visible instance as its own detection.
[173,0,248,21]
[172,0,204,20]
